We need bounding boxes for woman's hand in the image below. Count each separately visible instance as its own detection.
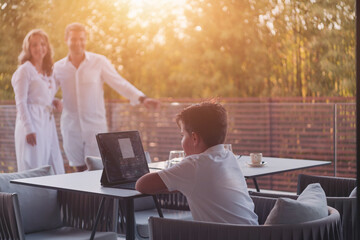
[26,133,37,146]
[52,99,63,112]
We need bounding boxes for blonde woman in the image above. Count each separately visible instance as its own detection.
[11,29,65,174]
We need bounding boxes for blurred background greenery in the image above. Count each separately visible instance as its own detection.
[0,0,355,100]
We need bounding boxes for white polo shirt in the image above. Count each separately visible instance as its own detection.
[158,144,259,225]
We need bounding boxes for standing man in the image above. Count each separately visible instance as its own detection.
[54,23,159,172]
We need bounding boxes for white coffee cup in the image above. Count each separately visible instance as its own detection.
[250,153,262,165]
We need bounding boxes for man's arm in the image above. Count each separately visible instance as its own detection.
[135,172,169,194]
[100,56,145,105]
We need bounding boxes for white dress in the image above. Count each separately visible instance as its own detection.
[12,61,65,174]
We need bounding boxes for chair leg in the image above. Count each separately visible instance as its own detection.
[153,195,164,218]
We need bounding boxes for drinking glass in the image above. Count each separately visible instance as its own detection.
[223,144,233,152]
[166,150,185,168]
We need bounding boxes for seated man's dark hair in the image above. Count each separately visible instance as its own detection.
[176,101,227,147]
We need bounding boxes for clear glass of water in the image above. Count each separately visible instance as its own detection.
[167,150,185,168]
[223,144,233,152]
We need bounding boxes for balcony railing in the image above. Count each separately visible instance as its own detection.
[0,100,356,192]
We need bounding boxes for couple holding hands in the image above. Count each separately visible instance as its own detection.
[12,23,159,174]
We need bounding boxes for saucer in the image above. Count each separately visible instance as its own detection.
[246,161,267,167]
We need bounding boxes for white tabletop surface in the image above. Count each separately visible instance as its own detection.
[148,156,331,178]
[10,170,144,199]
[11,156,330,195]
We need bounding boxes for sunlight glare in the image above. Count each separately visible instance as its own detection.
[125,0,187,18]
[113,0,189,43]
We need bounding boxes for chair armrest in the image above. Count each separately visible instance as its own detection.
[249,191,298,200]
[148,207,342,240]
[326,196,357,240]
[0,192,25,240]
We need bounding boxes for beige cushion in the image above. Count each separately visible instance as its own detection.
[0,166,62,233]
[85,156,104,171]
[265,183,328,225]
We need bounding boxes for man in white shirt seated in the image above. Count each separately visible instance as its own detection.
[54,22,159,172]
[136,102,258,225]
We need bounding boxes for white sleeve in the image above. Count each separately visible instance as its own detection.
[11,66,35,134]
[53,63,61,92]
[100,57,145,105]
[158,158,197,195]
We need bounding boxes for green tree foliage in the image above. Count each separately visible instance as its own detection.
[0,0,355,100]
[0,0,52,99]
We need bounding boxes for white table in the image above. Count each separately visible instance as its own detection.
[11,156,330,239]
[149,156,331,192]
[10,170,149,240]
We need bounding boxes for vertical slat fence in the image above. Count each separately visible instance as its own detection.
[0,99,356,192]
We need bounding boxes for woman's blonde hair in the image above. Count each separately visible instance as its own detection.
[18,29,54,76]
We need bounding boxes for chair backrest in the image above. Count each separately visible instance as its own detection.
[85,156,104,171]
[85,152,152,171]
[58,190,116,232]
[297,174,356,197]
[0,166,63,234]
[251,195,277,224]
[156,192,190,211]
[148,206,342,240]
[0,192,25,240]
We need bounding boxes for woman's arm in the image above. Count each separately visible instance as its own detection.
[12,65,36,145]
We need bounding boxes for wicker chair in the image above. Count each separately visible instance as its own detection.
[250,174,357,240]
[297,174,357,240]
[0,166,117,240]
[148,196,343,240]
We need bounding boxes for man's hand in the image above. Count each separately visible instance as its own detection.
[52,99,63,112]
[26,133,37,146]
[143,98,161,109]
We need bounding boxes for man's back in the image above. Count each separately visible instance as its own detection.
[158,144,259,225]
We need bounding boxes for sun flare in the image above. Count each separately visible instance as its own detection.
[111,0,189,42]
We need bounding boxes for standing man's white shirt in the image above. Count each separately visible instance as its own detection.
[158,144,259,225]
[54,51,145,166]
